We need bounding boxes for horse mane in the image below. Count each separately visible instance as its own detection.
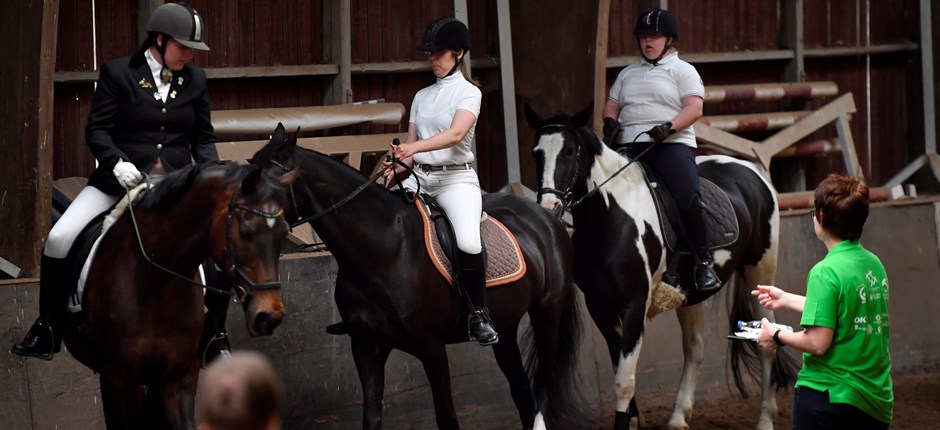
[135,162,264,211]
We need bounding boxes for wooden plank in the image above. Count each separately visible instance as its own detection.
[212,103,405,136]
[593,0,611,132]
[693,123,759,160]
[216,132,406,164]
[204,64,339,80]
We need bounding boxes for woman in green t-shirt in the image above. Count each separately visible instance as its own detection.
[752,174,892,429]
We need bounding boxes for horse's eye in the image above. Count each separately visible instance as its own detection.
[564,147,575,156]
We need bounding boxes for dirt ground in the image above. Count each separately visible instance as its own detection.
[636,369,940,429]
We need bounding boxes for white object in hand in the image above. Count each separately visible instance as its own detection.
[730,320,794,341]
[113,160,143,188]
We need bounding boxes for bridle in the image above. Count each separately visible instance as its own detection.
[538,124,655,214]
[125,174,285,304]
[536,124,582,210]
[223,179,285,303]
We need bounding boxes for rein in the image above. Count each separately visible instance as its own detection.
[277,155,417,229]
[123,174,285,304]
[568,131,655,209]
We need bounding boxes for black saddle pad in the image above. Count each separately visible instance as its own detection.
[640,164,739,253]
[64,212,107,309]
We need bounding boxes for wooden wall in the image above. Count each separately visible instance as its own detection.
[0,0,58,277]
[606,0,925,193]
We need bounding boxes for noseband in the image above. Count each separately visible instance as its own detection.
[536,124,581,211]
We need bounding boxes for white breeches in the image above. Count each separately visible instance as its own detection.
[45,186,118,259]
[402,168,483,254]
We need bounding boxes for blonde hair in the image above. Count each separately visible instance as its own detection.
[196,351,283,430]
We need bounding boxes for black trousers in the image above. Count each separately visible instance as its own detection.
[792,386,888,430]
[623,142,699,210]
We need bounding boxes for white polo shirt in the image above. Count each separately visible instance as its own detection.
[608,50,704,147]
[409,72,482,166]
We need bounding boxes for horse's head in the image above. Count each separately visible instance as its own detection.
[212,162,298,337]
[250,123,308,223]
[525,102,601,217]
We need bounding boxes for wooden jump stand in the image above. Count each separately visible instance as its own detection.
[693,81,881,209]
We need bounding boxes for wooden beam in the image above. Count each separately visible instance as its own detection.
[205,64,339,80]
[323,0,351,104]
[593,0,611,132]
[699,111,813,132]
[216,133,406,164]
[212,103,405,136]
[496,0,521,185]
[783,0,804,82]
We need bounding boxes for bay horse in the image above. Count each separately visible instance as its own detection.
[525,103,798,430]
[60,161,297,429]
[250,124,591,429]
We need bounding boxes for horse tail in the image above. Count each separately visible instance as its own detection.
[728,274,800,396]
[526,286,600,429]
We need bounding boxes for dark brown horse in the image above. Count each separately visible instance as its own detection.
[61,161,296,429]
[526,104,797,430]
[250,124,592,429]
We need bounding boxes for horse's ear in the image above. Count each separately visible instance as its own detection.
[272,122,286,142]
[571,101,594,128]
[577,126,604,156]
[523,103,542,130]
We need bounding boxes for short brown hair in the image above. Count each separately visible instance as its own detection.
[196,351,283,430]
[813,174,869,241]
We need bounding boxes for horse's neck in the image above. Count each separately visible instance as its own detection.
[300,152,411,256]
[580,146,661,230]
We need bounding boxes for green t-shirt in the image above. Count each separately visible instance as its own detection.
[796,240,893,424]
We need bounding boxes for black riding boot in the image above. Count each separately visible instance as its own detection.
[459,251,498,346]
[199,263,232,367]
[11,255,68,359]
[682,194,720,292]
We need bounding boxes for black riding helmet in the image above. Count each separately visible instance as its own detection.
[417,17,471,53]
[147,2,210,51]
[634,8,678,65]
[417,17,471,77]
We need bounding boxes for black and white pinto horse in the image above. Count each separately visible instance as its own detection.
[526,104,797,430]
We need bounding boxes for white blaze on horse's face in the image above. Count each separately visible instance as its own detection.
[534,132,566,212]
[262,202,281,229]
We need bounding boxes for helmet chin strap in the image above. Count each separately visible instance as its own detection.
[155,34,173,83]
[445,51,463,77]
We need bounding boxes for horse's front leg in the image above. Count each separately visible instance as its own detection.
[417,341,460,430]
[351,335,393,430]
[100,371,146,429]
[669,303,705,430]
[613,301,647,430]
[158,367,199,430]
[490,321,536,429]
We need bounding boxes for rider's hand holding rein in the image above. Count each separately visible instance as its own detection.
[114,160,144,188]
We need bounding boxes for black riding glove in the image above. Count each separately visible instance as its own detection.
[647,121,675,144]
[603,117,621,144]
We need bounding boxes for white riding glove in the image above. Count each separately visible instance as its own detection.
[113,160,143,188]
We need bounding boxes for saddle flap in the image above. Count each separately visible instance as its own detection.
[414,197,526,287]
[642,164,739,252]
